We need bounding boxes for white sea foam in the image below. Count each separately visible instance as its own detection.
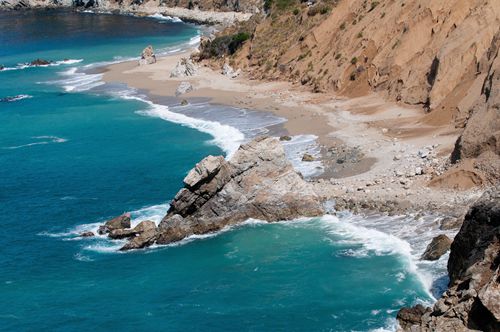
[3,136,67,150]
[1,59,83,72]
[148,13,183,23]
[113,90,245,157]
[281,135,324,177]
[53,67,105,92]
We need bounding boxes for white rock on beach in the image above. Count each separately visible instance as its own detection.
[222,63,241,78]
[138,45,156,66]
[170,58,197,78]
[175,81,193,96]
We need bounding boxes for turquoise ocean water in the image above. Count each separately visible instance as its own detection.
[0,10,444,331]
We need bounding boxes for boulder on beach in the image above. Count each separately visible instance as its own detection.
[170,57,197,77]
[420,234,452,261]
[138,45,156,66]
[30,59,51,66]
[302,153,315,162]
[118,136,324,250]
[97,213,131,235]
[175,81,193,96]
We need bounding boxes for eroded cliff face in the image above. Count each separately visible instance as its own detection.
[232,0,499,117]
[397,189,500,332]
[451,31,500,184]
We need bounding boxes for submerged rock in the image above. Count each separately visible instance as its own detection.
[420,234,452,261]
[120,136,324,250]
[138,45,156,66]
[170,58,196,77]
[0,65,4,71]
[397,188,500,331]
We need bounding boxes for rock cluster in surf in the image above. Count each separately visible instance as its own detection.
[397,188,500,332]
[93,136,325,250]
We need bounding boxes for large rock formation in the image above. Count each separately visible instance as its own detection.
[420,234,452,261]
[118,136,324,249]
[397,189,500,331]
[170,57,197,77]
[138,45,156,66]
[451,31,500,184]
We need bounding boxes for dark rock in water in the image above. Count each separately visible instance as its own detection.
[97,213,131,235]
[302,153,315,162]
[80,231,95,237]
[421,234,452,261]
[180,99,188,106]
[30,59,51,66]
[279,135,292,141]
[397,188,500,331]
[0,65,4,71]
[153,136,324,247]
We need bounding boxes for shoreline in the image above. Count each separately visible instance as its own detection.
[101,48,485,216]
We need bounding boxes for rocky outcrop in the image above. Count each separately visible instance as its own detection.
[175,81,193,96]
[138,45,156,66]
[170,57,196,78]
[116,136,324,249]
[421,234,452,261]
[451,31,500,184]
[397,189,500,331]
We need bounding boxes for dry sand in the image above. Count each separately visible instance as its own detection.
[102,50,485,215]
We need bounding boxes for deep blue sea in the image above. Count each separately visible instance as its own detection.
[0,10,446,331]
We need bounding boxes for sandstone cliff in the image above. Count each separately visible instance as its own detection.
[397,189,500,331]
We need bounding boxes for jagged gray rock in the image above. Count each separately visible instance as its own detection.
[170,58,196,77]
[154,136,325,246]
[397,188,500,332]
[118,136,325,249]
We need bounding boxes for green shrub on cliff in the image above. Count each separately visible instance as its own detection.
[200,32,251,59]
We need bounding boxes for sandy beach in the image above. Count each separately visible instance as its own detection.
[102,49,484,215]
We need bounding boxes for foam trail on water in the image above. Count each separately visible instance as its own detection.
[114,90,245,158]
[53,67,105,92]
[3,136,67,150]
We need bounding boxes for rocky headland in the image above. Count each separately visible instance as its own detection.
[92,136,324,250]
